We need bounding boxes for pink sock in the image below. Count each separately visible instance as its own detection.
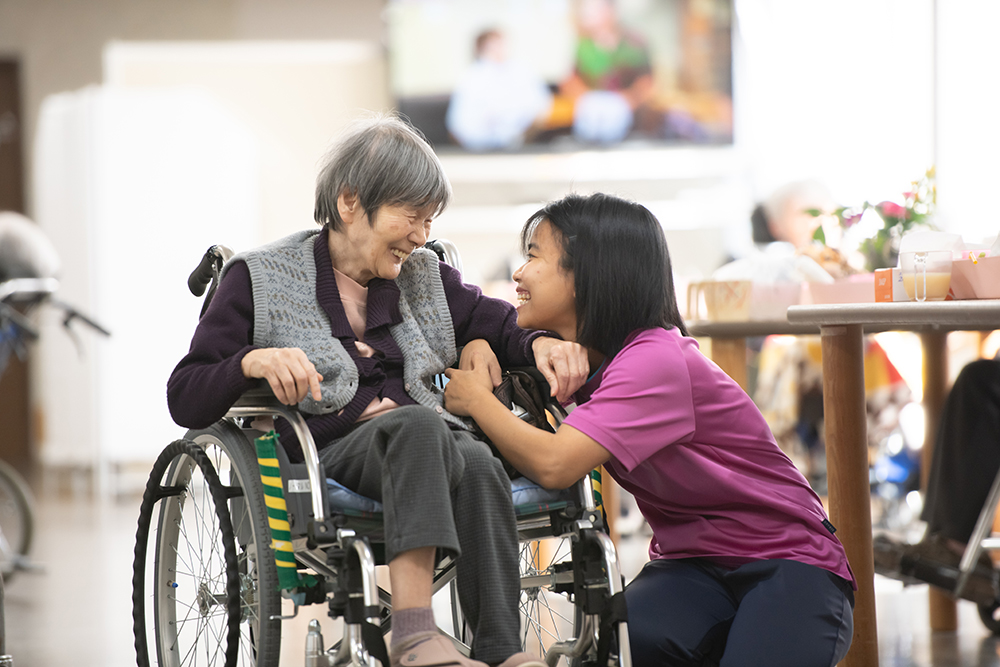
[391,607,437,647]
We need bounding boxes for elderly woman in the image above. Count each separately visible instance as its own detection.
[167,115,582,667]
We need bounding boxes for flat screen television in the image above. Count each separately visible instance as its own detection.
[386,0,733,153]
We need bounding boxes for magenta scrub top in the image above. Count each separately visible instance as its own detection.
[564,327,856,588]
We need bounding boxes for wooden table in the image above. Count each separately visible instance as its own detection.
[686,319,821,392]
[691,301,1000,667]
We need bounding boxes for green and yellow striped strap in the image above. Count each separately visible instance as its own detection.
[255,431,301,591]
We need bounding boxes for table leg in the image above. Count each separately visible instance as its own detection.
[708,337,749,392]
[920,332,955,631]
[820,324,878,667]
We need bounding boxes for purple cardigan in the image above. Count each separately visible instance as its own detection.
[167,229,538,460]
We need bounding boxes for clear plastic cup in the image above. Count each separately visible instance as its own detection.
[899,250,952,301]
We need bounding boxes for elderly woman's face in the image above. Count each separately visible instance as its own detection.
[338,197,437,285]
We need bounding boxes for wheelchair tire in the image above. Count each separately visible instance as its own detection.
[187,422,282,666]
[979,600,1000,635]
[0,458,34,584]
[133,439,242,667]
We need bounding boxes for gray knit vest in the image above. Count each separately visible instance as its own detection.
[222,230,468,428]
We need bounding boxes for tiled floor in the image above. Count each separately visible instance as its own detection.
[5,485,1000,666]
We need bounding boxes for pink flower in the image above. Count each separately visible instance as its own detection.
[842,212,863,228]
[876,201,908,220]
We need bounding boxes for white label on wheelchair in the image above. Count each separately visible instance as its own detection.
[287,479,311,493]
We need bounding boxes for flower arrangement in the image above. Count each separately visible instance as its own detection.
[809,167,937,272]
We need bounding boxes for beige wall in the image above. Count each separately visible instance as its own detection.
[0,0,385,215]
[105,41,390,240]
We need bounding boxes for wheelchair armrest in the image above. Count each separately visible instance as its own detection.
[225,380,332,525]
[232,379,285,408]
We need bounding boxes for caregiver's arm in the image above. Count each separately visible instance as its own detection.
[444,362,610,490]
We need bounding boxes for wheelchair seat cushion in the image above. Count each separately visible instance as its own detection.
[326,477,384,513]
[510,476,571,506]
[325,476,571,514]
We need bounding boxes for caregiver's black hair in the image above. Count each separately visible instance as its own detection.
[521,192,688,358]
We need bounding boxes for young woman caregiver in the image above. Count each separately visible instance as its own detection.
[443,192,856,667]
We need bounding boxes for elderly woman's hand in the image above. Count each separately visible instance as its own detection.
[459,339,502,388]
[532,337,589,403]
[241,347,323,406]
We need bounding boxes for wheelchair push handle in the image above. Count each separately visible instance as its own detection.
[187,245,234,297]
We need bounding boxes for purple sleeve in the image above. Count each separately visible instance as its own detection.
[440,262,541,366]
[166,261,260,429]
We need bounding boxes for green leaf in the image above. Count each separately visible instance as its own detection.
[813,226,827,244]
[805,208,823,217]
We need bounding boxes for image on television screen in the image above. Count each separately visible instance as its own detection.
[386,0,733,153]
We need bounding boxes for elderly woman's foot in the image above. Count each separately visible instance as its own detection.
[389,632,488,667]
[492,652,546,667]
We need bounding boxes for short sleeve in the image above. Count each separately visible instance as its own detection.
[563,330,696,471]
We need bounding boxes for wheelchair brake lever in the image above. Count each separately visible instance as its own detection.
[54,300,111,338]
[271,590,306,620]
[56,304,110,359]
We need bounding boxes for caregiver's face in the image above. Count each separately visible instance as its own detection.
[512,220,577,341]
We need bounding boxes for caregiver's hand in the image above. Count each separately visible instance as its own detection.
[532,337,589,403]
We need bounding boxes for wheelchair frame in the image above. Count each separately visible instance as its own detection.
[132,242,631,667]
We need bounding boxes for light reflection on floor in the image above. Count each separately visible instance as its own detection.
[5,488,1000,666]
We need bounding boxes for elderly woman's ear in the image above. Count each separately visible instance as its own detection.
[337,191,360,224]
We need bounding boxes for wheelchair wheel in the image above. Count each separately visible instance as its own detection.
[520,529,627,667]
[979,599,1000,635]
[519,536,586,667]
[0,457,35,583]
[188,423,281,666]
[133,426,281,667]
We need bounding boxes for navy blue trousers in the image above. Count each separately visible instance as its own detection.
[625,558,854,667]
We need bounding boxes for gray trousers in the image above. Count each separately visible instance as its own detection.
[318,405,520,664]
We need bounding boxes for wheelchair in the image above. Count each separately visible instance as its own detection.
[132,242,631,667]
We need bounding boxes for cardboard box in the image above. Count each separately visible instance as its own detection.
[949,256,1000,299]
[806,273,876,304]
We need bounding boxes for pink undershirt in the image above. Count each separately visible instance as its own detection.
[334,268,400,422]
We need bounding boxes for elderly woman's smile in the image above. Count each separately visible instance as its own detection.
[330,199,436,285]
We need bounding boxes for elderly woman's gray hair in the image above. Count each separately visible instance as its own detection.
[314,114,452,230]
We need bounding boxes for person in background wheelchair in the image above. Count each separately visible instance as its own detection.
[873,357,1000,607]
[167,114,585,667]
[443,192,857,666]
